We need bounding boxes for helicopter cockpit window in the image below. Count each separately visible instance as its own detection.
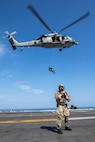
[57,37,60,41]
[37,35,46,40]
[52,36,60,42]
[62,36,65,40]
[52,37,55,42]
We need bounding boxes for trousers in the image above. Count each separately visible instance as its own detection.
[56,105,70,130]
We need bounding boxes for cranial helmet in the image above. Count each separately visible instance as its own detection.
[59,84,64,87]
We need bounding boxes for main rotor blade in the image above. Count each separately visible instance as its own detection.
[27,5,54,33]
[58,12,90,33]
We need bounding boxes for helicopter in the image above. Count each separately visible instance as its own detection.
[6,5,90,51]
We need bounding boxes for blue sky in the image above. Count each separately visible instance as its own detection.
[0,0,95,109]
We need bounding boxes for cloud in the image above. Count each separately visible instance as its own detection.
[0,43,6,56]
[0,70,13,80]
[14,81,44,95]
[0,42,16,57]
[20,84,32,92]
[32,89,44,94]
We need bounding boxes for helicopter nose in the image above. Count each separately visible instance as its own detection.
[74,40,78,45]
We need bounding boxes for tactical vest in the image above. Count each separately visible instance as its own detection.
[55,91,67,107]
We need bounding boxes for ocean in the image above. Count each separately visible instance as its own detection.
[0,107,95,113]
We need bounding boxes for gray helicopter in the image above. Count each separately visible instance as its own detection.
[6,5,90,51]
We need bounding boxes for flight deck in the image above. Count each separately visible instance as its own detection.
[0,109,95,142]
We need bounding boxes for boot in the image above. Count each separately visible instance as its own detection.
[57,129,63,134]
[65,126,72,131]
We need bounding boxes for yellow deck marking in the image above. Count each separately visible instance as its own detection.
[0,118,57,124]
[1,116,95,124]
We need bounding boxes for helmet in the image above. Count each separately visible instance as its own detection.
[58,84,64,91]
[59,84,64,87]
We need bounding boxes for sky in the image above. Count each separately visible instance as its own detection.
[0,0,95,109]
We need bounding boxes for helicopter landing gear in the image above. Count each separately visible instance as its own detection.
[20,47,24,51]
[59,48,62,51]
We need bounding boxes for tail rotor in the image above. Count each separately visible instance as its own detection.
[4,31,17,50]
[4,31,17,38]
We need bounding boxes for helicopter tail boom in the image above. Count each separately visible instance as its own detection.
[4,31,18,50]
[8,36,17,50]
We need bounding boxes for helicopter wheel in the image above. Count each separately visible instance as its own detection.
[59,49,62,52]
